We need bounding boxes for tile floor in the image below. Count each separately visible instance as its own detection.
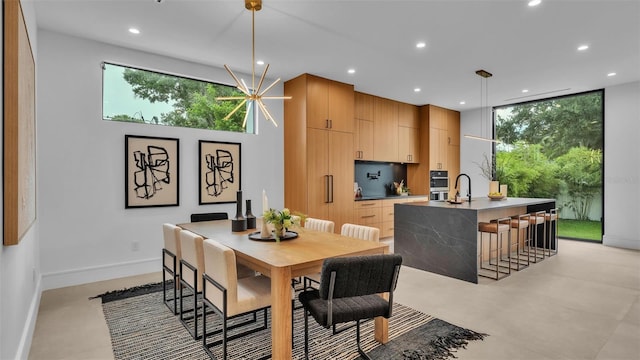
[28,239,640,360]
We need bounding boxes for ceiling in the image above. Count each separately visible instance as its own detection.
[34,0,640,111]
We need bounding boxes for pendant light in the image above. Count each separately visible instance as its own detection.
[216,0,291,128]
[464,70,501,143]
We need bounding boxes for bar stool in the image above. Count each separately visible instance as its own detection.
[525,211,546,263]
[545,208,559,257]
[501,214,530,271]
[478,217,511,280]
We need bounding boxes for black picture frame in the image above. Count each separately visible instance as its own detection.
[198,140,241,204]
[125,135,179,208]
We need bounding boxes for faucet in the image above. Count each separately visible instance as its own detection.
[454,173,472,203]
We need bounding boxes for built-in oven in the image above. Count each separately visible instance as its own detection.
[429,170,449,201]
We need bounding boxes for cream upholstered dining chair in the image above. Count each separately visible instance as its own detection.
[162,223,182,315]
[301,218,337,288]
[179,229,206,339]
[303,217,335,233]
[340,223,380,242]
[202,239,271,360]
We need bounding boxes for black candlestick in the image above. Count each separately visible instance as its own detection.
[245,199,256,229]
[231,190,247,232]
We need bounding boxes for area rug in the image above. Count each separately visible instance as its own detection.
[93,282,487,360]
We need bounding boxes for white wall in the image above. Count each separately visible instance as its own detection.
[1,2,42,359]
[602,81,640,249]
[460,81,640,250]
[37,30,286,290]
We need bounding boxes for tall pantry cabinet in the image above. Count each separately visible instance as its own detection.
[283,74,355,232]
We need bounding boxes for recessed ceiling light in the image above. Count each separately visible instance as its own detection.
[256,60,264,65]
[577,44,589,51]
[607,72,617,77]
[347,68,356,74]
[459,101,466,105]
[528,0,541,7]
[414,88,421,92]
[522,89,529,93]
[128,28,140,35]
[416,42,426,49]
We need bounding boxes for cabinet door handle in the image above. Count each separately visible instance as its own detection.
[360,203,376,206]
[329,119,333,129]
[325,119,329,129]
[361,215,376,218]
[328,175,334,203]
[324,175,330,203]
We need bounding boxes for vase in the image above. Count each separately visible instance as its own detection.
[273,223,285,242]
[489,181,500,194]
[231,190,247,232]
[245,199,256,229]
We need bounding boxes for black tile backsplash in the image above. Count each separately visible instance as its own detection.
[355,161,407,198]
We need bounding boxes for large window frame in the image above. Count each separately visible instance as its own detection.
[102,62,255,134]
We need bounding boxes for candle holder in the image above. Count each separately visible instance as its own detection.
[245,199,256,229]
[231,190,247,232]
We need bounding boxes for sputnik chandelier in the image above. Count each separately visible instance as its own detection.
[216,0,290,128]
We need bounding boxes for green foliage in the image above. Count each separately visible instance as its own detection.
[494,142,561,198]
[121,68,247,132]
[110,114,145,123]
[555,147,602,220]
[496,92,603,158]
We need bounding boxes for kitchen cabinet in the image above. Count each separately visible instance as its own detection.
[406,104,460,195]
[398,102,420,163]
[284,74,355,233]
[306,75,354,132]
[373,97,398,162]
[354,92,374,160]
[354,196,429,238]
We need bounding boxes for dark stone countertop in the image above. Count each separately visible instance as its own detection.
[354,194,429,201]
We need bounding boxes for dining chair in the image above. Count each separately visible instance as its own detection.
[304,217,335,233]
[190,212,229,222]
[298,254,403,360]
[162,223,182,315]
[340,223,380,242]
[201,239,272,360]
[179,229,206,339]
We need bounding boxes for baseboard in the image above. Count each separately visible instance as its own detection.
[15,277,42,360]
[602,234,640,250]
[41,257,160,290]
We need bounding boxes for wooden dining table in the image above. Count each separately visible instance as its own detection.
[178,219,390,359]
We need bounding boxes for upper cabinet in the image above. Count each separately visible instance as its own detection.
[307,75,354,132]
[354,92,374,160]
[397,102,420,163]
[373,97,399,162]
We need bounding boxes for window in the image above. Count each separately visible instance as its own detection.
[494,90,604,242]
[102,62,254,133]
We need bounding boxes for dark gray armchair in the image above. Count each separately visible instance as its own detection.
[298,253,402,360]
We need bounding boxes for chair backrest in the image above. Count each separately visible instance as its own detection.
[163,223,182,272]
[340,223,380,242]
[179,229,205,291]
[319,254,402,302]
[202,239,238,311]
[190,212,228,222]
[304,217,335,233]
[163,223,182,257]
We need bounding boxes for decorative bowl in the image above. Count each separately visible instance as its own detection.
[488,194,506,200]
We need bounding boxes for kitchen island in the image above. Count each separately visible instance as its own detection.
[394,197,555,283]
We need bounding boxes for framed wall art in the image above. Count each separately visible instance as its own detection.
[125,135,179,208]
[4,0,36,246]
[198,140,241,204]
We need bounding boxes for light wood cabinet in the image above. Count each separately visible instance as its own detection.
[399,126,420,163]
[284,74,354,232]
[353,196,428,238]
[407,105,460,196]
[306,75,354,132]
[398,102,419,128]
[354,92,375,160]
[373,97,398,162]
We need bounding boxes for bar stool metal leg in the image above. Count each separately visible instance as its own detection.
[503,214,529,271]
[545,208,558,257]
[478,217,511,280]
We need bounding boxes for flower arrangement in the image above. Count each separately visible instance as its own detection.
[263,208,305,241]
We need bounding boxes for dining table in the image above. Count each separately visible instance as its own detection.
[178,219,390,359]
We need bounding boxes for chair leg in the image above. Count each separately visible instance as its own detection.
[356,320,372,360]
[304,309,310,360]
